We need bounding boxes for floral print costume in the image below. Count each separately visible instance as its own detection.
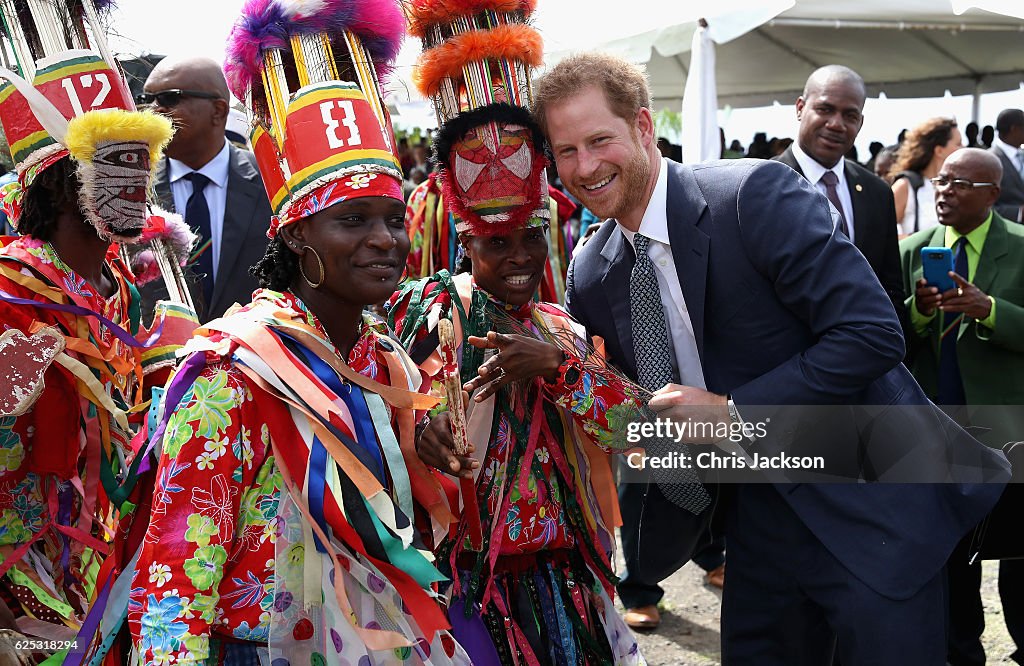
[130,290,470,665]
[0,237,152,661]
[388,271,646,666]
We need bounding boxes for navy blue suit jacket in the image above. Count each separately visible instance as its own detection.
[566,158,1009,599]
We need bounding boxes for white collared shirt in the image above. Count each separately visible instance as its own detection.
[168,140,230,279]
[615,157,707,390]
[993,136,1024,173]
[791,142,855,242]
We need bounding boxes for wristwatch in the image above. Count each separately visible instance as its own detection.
[726,394,742,426]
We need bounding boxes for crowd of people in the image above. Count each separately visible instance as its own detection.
[0,1,1022,666]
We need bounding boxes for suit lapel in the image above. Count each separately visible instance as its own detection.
[599,229,637,373]
[154,157,175,212]
[665,162,710,359]
[999,149,1024,190]
[845,162,869,243]
[211,145,260,309]
[777,147,805,178]
[973,213,1008,296]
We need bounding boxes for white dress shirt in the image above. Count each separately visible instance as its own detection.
[615,158,707,390]
[791,142,856,242]
[168,140,230,280]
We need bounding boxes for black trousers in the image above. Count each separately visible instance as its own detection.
[615,475,717,609]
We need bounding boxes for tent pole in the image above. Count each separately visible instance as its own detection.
[971,79,982,123]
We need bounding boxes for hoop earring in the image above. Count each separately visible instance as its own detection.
[299,245,324,289]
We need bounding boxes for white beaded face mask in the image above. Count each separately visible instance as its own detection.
[77,139,152,243]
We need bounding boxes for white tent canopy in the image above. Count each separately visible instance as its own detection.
[542,0,1024,110]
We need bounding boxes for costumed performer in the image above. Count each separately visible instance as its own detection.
[401,0,576,303]
[130,1,471,663]
[0,3,180,660]
[388,2,646,663]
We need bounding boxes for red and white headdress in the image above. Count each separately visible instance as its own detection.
[407,0,549,236]
[0,2,172,241]
[224,0,407,238]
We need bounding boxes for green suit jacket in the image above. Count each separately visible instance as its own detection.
[900,212,1024,446]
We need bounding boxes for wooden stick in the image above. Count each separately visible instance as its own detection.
[437,318,469,455]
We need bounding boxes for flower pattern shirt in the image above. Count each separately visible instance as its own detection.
[129,292,396,664]
[388,276,643,557]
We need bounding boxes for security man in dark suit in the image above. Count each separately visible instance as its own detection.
[140,56,271,322]
[774,65,907,335]
[988,108,1024,223]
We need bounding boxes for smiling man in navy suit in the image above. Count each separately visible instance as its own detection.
[533,52,1009,665]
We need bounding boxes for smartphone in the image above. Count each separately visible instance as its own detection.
[921,247,956,293]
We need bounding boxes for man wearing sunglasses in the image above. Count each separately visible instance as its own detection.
[900,147,1024,666]
[140,55,271,322]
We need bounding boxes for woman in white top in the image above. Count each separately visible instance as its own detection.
[891,118,962,237]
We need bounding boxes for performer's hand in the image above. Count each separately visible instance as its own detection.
[914,277,943,317]
[647,384,729,445]
[417,413,477,479]
[940,272,992,321]
[463,331,564,402]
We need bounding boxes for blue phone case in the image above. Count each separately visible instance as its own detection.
[921,246,956,293]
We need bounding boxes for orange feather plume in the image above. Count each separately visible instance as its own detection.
[405,0,537,38]
[412,23,543,98]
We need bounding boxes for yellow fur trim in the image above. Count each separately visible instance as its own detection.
[64,110,173,168]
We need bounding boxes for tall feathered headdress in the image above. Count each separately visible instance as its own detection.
[406,0,549,236]
[224,0,407,237]
[0,1,172,242]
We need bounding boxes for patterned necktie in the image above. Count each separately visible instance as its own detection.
[820,171,850,237]
[186,172,214,307]
[937,237,968,405]
[630,233,710,514]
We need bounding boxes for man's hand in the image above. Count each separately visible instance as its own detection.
[940,272,992,321]
[463,331,565,402]
[914,277,943,317]
[417,413,477,478]
[647,384,730,445]
[916,273,992,321]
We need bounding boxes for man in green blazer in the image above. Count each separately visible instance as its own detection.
[900,147,1024,666]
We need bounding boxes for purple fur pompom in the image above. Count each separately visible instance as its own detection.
[90,0,117,13]
[224,0,405,100]
[224,0,292,100]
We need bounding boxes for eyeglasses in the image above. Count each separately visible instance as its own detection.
[929,176,997,192]
[135,89,222,107]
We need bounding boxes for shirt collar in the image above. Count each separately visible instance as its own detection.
[791,141,845,186]
[944,211,994,254]
[616,157,669,248]
[993,136,1022,161]
[168,140,230,189]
